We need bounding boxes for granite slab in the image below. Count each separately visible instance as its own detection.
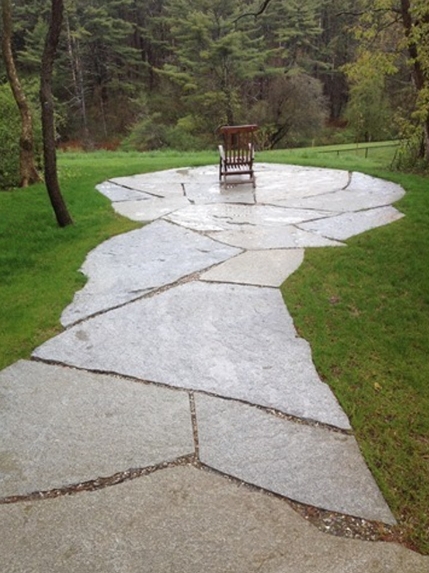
[255,165,350,204]
[61,220,240,326]
[184,181,256,205]
[277,188,403,212]
[96,181,153,202]
[35,282,350,429]
[112,196,191,221]
[207,225,344,250]
[348,171,406,198]
[110,168,191,198]
[165,203,333,233]
[276,172,405,212]
[195,394,396,524]
[1,466,427,573]
[201,249,305,286]
[298,206,404,241]
[0,360,194,497]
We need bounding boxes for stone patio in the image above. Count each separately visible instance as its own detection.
[1,163,427,572]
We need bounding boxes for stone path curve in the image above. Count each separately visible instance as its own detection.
[2,163,428,572]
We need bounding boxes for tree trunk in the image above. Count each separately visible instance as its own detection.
[1,0,42,187]
[40,0,73,227]
[64,10,88,135]
[400,0,429,162]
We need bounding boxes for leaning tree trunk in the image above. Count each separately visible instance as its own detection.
[40,0,73,227]
[1,0,42,187]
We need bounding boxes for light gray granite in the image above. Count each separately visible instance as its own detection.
[201,249,305,286]
[108,178,180,198]
[61,220,240,326]
[96,181,153,202]
[112,196,191,221]
[109,165,256,206]
[277,172,405,212]
[101,165,404,251]
[110,169,190,198]
[165,203,334,233]
[1,466,427,573]
[35,282,350,429]
[255,164,350,204]
[298,206,404,242]
[279,188,403,212]
[185,181,256,204]
[167,164,256,204]
[348,171,406,198]
[207,225,344,250]
[195,394,396,524]
[0,360,194,497]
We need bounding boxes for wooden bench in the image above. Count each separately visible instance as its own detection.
[218,124,258,187]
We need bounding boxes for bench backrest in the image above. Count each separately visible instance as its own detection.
[219,124,258,164]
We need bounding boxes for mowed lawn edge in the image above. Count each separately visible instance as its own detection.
[278,160,429,554]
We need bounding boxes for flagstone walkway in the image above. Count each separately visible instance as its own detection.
[1,163,428,572]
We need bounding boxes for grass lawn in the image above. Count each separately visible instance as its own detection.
[1,145,428,554]
[270,145,429,553]
[0,150,215,370]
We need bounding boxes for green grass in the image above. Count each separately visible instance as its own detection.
[271,146,429,553]
[258,140,400,170]
[0,150,216,370]
[1,145,428,553]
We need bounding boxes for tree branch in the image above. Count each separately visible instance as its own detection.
[233,0,273,24]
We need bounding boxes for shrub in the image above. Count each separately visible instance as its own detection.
[0,83,21,189]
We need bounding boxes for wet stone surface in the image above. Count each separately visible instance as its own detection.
[195,394,396,524]
[2,164,420,571]
[0,360,194,497]
[1,466,427,573]
[35,282,351,429]
[61,220,240,326]
[200,249,305,287]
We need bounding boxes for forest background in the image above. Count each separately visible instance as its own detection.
[1,0,429,191]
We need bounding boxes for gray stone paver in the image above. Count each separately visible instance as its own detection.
[1,466,427,573]
[34,282,350,429]
[61,219,240,326]
[96,181,154,202]
[200,249,305,286]
[185,180,255,204]
[0,360,194,497]
[3,163,424,571]
[110,171,186,197]
[348,171,406,196]
[254,164,350,203]
[298,205,404,241]
[112,195,191,221]
[165,202,337,232]
[279,184,405,212]
[195,394,395,524]
[207,224,345,249]
[259,171,404,210]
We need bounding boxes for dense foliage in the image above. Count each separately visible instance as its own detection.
[0,83,21,188]
[0,0,428,159]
